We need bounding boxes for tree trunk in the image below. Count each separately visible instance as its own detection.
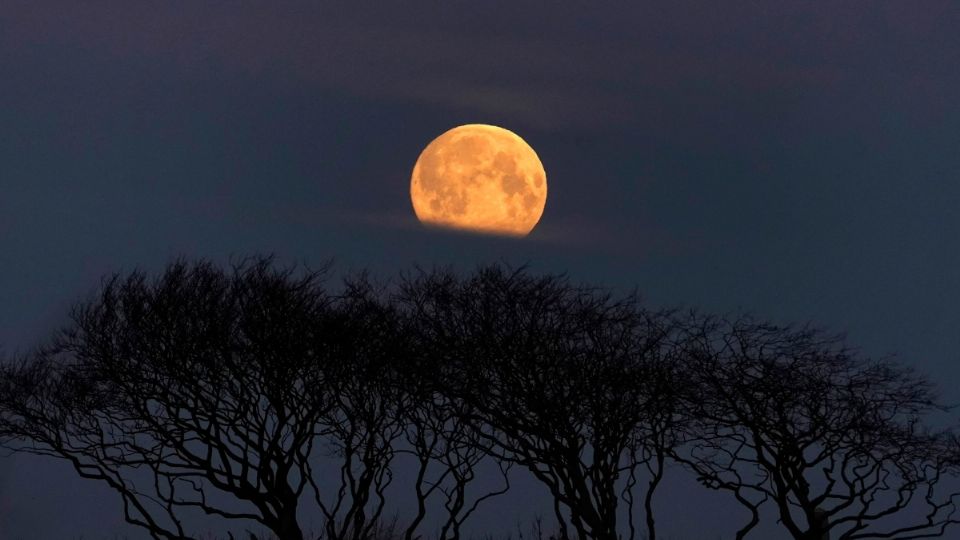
[814,507,829,540]
[275,505,304,540]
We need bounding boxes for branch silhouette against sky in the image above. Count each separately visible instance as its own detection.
[1,260,958,540]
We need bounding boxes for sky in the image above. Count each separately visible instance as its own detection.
[1,1,960,538]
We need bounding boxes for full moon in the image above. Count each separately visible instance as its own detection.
[410,124,547,237]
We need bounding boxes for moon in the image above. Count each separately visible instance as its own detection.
[410,124,547,237]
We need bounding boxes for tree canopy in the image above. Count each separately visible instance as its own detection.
[0,257,957,540]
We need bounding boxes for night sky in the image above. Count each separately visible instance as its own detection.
[2,2,960,538]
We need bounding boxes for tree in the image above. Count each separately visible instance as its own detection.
[674,316,960,540]
[330,274,514,540]
[399,265,683,540]
[309,276,408,540]
[398,359,513,540]
[0,259,522,540]
[4,258,956,540]
[0,257,356,540]
[400,330,513,540]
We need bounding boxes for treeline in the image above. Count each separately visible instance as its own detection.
[0,257,958,540]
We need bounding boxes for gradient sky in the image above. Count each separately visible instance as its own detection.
[1,2,959,538]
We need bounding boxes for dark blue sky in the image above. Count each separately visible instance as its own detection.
[1,2,959,538]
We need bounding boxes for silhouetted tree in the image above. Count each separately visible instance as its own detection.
[623,343,689,540]
[398,364,513,540]
[674,317,960,540]
[309,277,407,540]
[0,258,355,540]
[0,260,516,540]
[335,275,513,540]
[399,266,683,540]
[402,338,513,540]
[3,258,957,540]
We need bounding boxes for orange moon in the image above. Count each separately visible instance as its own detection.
[410,124,547,237]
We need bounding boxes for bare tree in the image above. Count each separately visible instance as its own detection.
[398,265,683,540]
[309,277,407,540]
[674,316,960,540]
[321,274,513,540]
[622,348,689,540]
[5,259,956,540]
[0,257,352,540]
[398,354,513,540]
